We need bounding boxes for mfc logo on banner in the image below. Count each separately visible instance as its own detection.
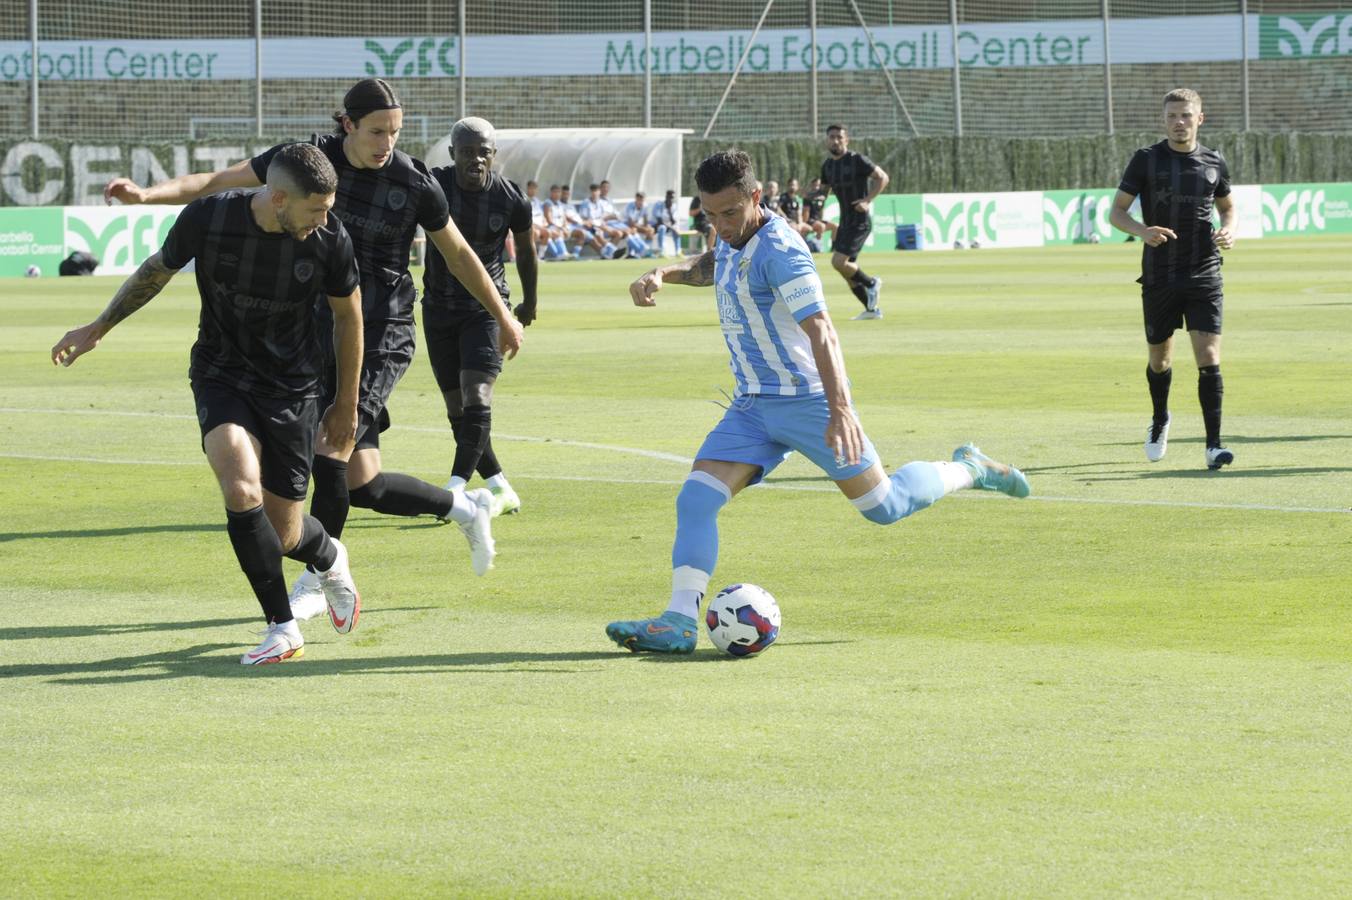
[1260,15,1352,58]
[364,38,457,77]
[66,208,179,271]
[924,199,997,246]
[1261,189,1325,233]
[1042,193,1111,243]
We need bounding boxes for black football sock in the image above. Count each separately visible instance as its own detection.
[284,515,338,572]
[451,404,491,483]
[849,283,870,307]
[225,505,291,624]
[1198,365,1223,448]
[476,436,503,480]
[349,472,454,519]
[307,455,349,573]
[849,268,876,288]
[1146,366,1172,423]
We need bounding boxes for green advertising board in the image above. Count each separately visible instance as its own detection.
[1260,182,1352,235]
[0,206,65,277]
[1258,14,1352,60]
[1041,189,1116,245]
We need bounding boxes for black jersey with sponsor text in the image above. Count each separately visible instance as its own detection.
[1118,140,1231,287]
[250,134,449,327]
[422,167,532,312]
[821,150,876,217]
[159,191,359,399]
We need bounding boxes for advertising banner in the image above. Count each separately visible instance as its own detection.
[0,207,65,277]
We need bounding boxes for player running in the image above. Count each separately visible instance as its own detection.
[104,78,523,610]
[55,144,363,664]
[820,124,887,319]
[425,117,535,518]
[1110,88,1237,470]
[605,150,1030,655]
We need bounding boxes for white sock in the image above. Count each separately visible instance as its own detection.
[486,473,510,491]
[447,475,467,492]
[276,618,302,639]
[445,488,476,525]
[933,460,974,493]
[665,590,703,621]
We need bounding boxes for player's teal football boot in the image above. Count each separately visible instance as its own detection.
[606,611,698,654]
[952,443,1031,498]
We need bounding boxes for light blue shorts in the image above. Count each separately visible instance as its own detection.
[695,393,880,485]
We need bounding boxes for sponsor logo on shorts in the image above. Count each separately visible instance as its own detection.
[197,405,208,425]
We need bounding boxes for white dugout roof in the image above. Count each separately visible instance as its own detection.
[424,127,688,201]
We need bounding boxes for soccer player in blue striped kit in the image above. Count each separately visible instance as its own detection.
[606,151,1032,654]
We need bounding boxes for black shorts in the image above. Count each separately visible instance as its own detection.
[191,379,319,501]
[1141,278,1224,345]
[423,306,503,395]
[319,321,414,451]
[833,213,872,259]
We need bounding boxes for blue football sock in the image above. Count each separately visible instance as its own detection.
[671,471,731,581]
[851,462,947,525]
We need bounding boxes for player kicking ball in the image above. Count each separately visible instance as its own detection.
[605,151,1031,655]
[53,144,364,665]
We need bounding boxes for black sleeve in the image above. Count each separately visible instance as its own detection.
[248,141,291,183]
[1215,154,1232,199]
[819,161,829,188]
[508,185,533,234]
[158,199,206,270]
[1118,149,1148,196]
[323,223,361,297]
[856,153,877,176]
[418,175,451,233]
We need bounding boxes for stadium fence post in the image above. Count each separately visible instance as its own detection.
[1102,0,1115,135]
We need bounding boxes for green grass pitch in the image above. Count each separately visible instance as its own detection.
[3,236,1351,896]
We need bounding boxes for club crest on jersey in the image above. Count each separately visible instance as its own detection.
[489,213,505,232]
[738,257,751,278]
[293,259,315,283]
[387,189,407,210]
[1204,167,1218,184]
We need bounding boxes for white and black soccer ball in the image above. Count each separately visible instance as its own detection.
[952,240,965,250]
[1088,232,1101,244]
[24,264,40,278]
[705,583,781,657]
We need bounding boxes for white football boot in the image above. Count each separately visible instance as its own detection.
[1205,446,1235,470]
[489,484,521,517]
[318,538,361,634]
[1145,414,1171,462]
[240,620,304,665]
[287,569,327,621]
[459,488,497,576]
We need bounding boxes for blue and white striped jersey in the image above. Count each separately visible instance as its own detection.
[713,213,828,397]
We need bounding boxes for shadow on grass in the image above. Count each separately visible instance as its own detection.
[1077,466,1352,482]
[0,523,220,543]
[1097,434,1352,448]
[0,607,438,642]
[6,638,857,684]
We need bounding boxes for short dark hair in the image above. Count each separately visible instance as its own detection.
[694,150,758,197]
[267,142,337,197]
[1163,87,1202,109]
[600,179,611,186]
[527,180,538,188]
[589,183,600,191]
[826,123,846,135]
[332,78,401,133]
[549,184,559,191]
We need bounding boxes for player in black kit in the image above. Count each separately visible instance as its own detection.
[56,144,364,665]
[1111,88,1237,470]
[820,124,889,320]
[104,79,523,608]
[424,117,537,517]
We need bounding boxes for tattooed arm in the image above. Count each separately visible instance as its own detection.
[51,252,177,366]
[628,250,716,307]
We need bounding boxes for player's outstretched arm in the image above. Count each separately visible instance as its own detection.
[426,220,524,359]
[51,253,176,366]
[629,250,716,306]
[1110,190,1176,246]
[104,158,262,206]
[511,228,539,326]
[799,311,863,467]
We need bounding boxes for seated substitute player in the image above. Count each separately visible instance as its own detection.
[821,124,887,319]
[1110,87,1237,470]
[54,144,364,665]
[624,191,657,255]
[559,184,610,259]
[540,184,571,260]
[525,180,551,258]
[649,189,681,256]
[426,117,536,518]
[803,176,834,251]
[104,78,522,601]
[578,183,628,259]
[777,177,812,241]
[605,151,1030,655]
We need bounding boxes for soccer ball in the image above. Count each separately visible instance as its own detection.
[705,583,781,657]
[24,264,40,278]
